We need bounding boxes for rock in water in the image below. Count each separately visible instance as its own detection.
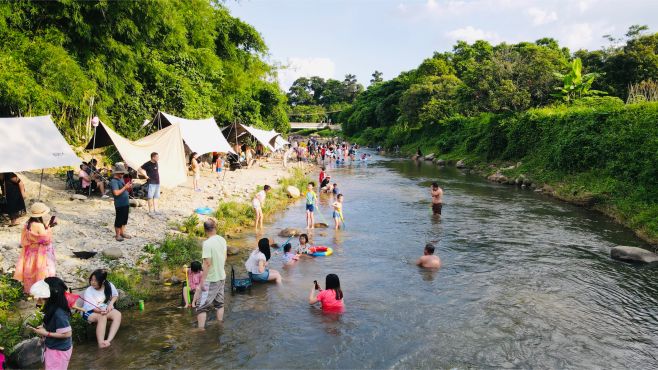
[314,222,328,228]
[102,247,123,260]
[279,228,302,237]
[286,186,301,198]
[227,246,240,256]
[9,338,42,369]
[456,160,467,169]
[423,153,435,161]
[611,246,658,263]
[436,159,446,166]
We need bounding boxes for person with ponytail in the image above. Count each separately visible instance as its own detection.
[29,277,72,369]
[79,269,122,348]
[309,274,344,313]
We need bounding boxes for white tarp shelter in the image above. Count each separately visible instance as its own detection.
[222,123,283,152]
[152,112,235,154]
[273,134,290,151]
[86,122,187,188]
[0,115,80,173]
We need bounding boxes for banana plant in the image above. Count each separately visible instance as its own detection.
[552,58,606,102]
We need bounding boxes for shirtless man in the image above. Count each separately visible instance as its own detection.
[430,182,443,215]
[416,244,442,269]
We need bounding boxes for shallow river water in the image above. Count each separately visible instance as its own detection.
[69,154,658,369]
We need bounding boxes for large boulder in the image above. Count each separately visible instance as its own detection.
[435,159,446,166]
[102,246,123,260]
[423,153,435,161]
[611,246,658,263]
[456,160,467,169]
[9,338,42,369]
[278,228,302,237]
[286,186,301,198]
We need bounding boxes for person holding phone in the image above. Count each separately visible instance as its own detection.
[14,202,57,294]
[308,274,344,313]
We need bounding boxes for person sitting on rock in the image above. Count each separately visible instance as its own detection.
[77,269,122,348]
[416,243,442,269]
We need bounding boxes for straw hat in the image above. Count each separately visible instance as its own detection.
[30,280,50,299]
[112,162,128,174]
[27,202,50,218]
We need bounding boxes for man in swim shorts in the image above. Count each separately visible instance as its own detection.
[430,182,443,215]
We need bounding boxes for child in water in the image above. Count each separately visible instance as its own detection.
[297,233,311,254]
[183,261,202,307]
[305,182,318,229]
[309,274,344,313]
[281,243,299,265]
[332,194,344,230]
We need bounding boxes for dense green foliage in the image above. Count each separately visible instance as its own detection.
[287,74,363,123]
[0,0,289,143]
[343,28,658,243]
[0,274,27,350]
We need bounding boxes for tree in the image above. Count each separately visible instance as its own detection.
[342,74,364,103]
[370,70,383,84]
[552,58,606,102]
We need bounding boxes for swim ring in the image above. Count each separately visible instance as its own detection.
[309,246,333,257]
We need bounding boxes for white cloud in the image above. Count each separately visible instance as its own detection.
[577,0,598,13]
[527,7,558,26]
[446,26,501,43]
[562,23,594,49]
[277,57,336,90]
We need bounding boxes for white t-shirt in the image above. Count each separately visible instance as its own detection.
[245,250,266,274]
[81,282,118,311]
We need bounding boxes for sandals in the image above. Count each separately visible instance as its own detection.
[115,236,124,242]
[122,234,132,239]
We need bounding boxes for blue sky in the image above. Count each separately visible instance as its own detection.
[226,0,658,90]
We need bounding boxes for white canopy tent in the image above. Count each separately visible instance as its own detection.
[273,134,290,151]
[0,115,81,173]
[85,122,187,188]
[152,112,235,154]
[222,122,283,152]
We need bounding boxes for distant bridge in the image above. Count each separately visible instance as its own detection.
[289,122,341,131]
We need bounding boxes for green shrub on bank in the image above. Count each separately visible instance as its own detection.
[0,274,28,351]
[143,236,201,274]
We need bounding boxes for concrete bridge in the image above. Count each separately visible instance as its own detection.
[289,122,341,131]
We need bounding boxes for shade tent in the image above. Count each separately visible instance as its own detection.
[222,122,282,152]
[152,112,234,155]
[273,135,290,151]
[0,115,80,173]
[85,122,187,188]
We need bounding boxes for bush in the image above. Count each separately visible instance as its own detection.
[143,236,201,274]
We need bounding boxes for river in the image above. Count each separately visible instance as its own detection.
[69,154,658,369]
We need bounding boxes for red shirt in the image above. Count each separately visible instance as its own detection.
[319,171,325,184]
[316,289,344,312]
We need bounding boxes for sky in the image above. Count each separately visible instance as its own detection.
[226,0,658,90]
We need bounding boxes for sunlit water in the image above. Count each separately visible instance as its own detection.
[69,155,658,369]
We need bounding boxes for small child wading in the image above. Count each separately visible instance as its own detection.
[183,261,202,307]
[305,182,318,229]
[332,194,344,230]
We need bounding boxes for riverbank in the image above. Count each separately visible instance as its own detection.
[355,101,658,247]
[0,158,314,285]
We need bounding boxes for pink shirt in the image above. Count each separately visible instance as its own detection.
[188,270,202,290]
[316,289,344,312]
[78,169,91,188]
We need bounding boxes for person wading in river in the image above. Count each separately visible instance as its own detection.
[430,182,443,216]
[194,219,227,329]
[416,243,442,269]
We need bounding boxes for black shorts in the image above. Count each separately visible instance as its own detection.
[432,203,442,215]
[115,205,129,228]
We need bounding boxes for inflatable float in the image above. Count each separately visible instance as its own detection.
[309,246,333,257]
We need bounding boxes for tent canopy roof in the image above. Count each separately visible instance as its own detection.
[154,112,234,154]
[222,122,283,151]
[0,115,81,172]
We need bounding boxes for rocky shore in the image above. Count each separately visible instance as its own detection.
[0,158,313,287]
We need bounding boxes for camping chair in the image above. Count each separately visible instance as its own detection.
[65,170,85,193]
[231,265,252,293]
[227,153,242,171]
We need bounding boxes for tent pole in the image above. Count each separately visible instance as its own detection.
[89,125,97,197]
[38,169,44,200]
